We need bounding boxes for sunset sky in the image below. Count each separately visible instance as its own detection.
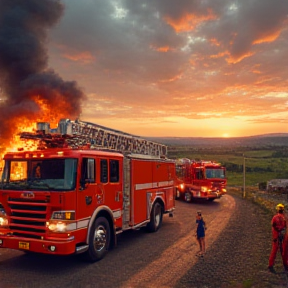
[47,0,288,138]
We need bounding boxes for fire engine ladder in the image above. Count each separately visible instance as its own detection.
[59,119,168,157]
[21,119,168,158]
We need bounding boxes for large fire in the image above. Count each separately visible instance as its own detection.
[4,96,70,153]
[0,2,86,179]
[0,95,74,178]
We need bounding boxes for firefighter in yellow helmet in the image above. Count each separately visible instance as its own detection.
[268,204,287,273]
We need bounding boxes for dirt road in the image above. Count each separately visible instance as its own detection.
[0,194,287,287]
[121,195,235,288]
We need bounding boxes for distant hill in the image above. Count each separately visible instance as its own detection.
[145,134,288,147]
[251,133,288,138]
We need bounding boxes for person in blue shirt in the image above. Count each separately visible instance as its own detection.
[196,210,206,256]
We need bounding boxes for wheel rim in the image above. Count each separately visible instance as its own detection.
[185,192,191,202]
[93,224,107,252]
[155,205,161,227]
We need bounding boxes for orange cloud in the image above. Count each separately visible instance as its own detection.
[63,51,95,64]
[159,73,182,83]
[210,51,229,59]
[150,45,172,52]
[249,64,262,74]
[226,51,254,64]
[210,38,221,46]
[164,9,217,32]
[253,30,281,45]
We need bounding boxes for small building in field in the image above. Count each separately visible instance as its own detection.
[267,179,288,193]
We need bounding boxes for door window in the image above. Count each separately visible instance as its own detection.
[82,158,95,183]
[195,168,204,180]
[100,159,108,183]
[109,159,119,183]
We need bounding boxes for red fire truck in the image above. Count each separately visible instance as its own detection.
[0,119,175,261]
[175,158,226,202]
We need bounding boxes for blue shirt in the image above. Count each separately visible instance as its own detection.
[196,218,206,238]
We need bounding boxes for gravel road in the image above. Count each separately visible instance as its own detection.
[1,191,288,288]
[176,194,288,288]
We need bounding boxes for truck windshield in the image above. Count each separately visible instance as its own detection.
[1,158,77,191]
[205,168,225,179]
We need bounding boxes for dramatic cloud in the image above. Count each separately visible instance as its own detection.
[15,0,288,137]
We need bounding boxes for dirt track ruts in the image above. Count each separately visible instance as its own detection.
[121,194,235,288]
[175,194,288,288]
[121,193,287,288]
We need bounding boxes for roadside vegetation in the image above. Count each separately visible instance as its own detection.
[168,145,288,187]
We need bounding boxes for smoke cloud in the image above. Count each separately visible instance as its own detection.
[0,0,86,147]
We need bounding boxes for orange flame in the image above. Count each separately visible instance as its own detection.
[0,94,75,176]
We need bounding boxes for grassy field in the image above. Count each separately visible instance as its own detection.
[168,146,288,187]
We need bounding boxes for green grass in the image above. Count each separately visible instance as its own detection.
[227,171,276,186]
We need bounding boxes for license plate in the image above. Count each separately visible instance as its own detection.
[19,241,29,250]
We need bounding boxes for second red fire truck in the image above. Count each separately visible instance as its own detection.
[175,158,227,202]
[0,119,176,261]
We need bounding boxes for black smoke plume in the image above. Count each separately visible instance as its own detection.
[0,0,86,148]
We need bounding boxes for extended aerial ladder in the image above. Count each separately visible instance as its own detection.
[19,118,168,158]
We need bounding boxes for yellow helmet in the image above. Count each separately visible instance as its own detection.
[276,203,285,211]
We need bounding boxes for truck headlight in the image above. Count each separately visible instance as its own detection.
[201,186,208,192]
[46,220,76,233]
[0,214,8,227]
[179,183,185,191]
[47,211,76,232]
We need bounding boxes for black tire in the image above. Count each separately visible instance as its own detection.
[184,191,192,202]
[85,216,110,262]
[175,188,181,200]
[147,202,163,232]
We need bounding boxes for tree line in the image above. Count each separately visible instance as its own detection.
[223,162,273,173]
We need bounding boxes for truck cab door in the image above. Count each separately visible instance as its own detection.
[98,158,123,229]
[194,168,205,186]
[77,157,97,220]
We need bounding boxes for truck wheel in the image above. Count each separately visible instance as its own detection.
[147,202,163,232]
[184,191,192,202]
[175,189,181,200]
[85,216,110,262]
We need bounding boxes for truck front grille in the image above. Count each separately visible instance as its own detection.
[8,197,49,239]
